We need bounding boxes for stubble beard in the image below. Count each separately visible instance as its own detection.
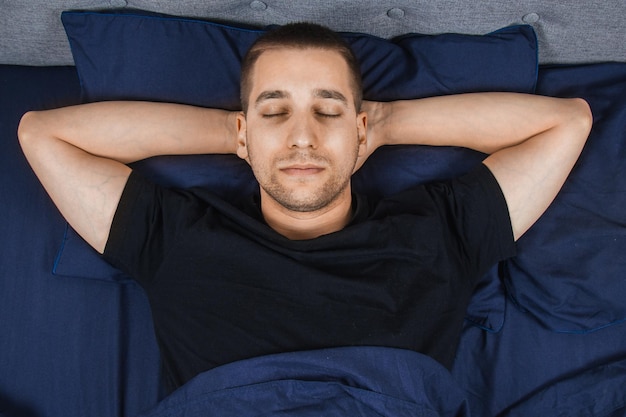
[251,148,358,214]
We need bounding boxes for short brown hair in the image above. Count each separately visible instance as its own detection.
[240,22,363,113]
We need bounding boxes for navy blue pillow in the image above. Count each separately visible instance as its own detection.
[61,10,537,108]
[59,10,539,331]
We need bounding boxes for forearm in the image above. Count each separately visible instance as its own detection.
[19,101,238,164]
[367,93,586,154]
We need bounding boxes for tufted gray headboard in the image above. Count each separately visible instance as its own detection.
[1,0,625,66]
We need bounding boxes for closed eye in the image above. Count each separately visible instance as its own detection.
[316,112,342,119]
[262,112,288,119]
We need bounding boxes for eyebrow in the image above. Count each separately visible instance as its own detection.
[313,89,349,106]
[254,88,349,108]
[254,90,291,106]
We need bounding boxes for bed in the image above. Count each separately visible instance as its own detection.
[1,1,625,416]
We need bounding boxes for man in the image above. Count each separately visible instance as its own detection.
[18,23,592,391]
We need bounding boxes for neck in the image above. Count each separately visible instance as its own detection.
[260,189,353,240]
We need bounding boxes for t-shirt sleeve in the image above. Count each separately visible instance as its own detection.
[428,163,516,281]
[103,170,208,286]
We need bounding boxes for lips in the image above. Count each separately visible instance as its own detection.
[280,164,325,176]
[276,152,329,177]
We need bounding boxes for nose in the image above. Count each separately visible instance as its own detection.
[287,114,318,149]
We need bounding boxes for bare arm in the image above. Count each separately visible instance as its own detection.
[18,101,238,253]
[363,93,593,240]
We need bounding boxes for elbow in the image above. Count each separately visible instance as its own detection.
[552,97,593,157]
[17,111,61,171]
[17,111,34,144]
[18,110,59,158]
[17,111,43,151]
[555,98,593,174]
[570,98,593,140]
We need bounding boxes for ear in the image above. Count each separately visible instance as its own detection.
[236,112,250,161]
[356,111,368,157]
[352,111,372,174]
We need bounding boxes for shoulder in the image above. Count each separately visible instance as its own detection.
[366,163,515,268]
[111,171,266,240]
[370,163,505,217]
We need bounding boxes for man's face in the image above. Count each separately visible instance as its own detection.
[237,48,367,214]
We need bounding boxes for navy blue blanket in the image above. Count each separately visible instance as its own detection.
[138,347,469,417]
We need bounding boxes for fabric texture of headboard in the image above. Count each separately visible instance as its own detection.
[1,0,625,66]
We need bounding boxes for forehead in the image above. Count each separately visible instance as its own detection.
[249,47,353,96]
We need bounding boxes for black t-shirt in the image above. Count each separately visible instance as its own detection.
[104,163,515,391]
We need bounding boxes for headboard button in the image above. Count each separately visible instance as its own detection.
[387,8,405,19]
[522,13,540,23]
[250,1,268,11]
